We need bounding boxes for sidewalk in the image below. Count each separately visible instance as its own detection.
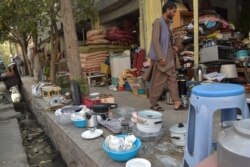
[0,84,28,167]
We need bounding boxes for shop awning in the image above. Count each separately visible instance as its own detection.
[98,0,139,24]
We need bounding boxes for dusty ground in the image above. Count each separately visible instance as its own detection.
[14,101,67,167]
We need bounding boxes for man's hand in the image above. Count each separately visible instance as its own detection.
[159,59,167,65]
[173,46,178,53]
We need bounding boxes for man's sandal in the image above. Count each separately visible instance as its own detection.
[174,104,188,111]
[150,104,164,111]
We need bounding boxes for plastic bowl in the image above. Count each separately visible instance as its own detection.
[102,135,141,162]
[72,119,86,128]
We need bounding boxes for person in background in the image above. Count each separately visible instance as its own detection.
[13,55,23,76]
[144,1,184,111]
[43,53,51,81]
[10,54,14,63]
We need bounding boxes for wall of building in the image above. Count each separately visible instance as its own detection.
[210,0,238,25]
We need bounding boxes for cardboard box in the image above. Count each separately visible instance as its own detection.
[100,94,115,103]
[100,63,110,75]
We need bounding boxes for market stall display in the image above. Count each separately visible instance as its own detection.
[102,134,141,162]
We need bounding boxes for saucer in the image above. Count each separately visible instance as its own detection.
[81,129,103,139]
[126,158,151,167]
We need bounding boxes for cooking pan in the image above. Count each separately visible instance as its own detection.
[91,103,118,113]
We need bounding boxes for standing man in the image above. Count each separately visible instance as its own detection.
[146,1,183,111]
[13,55,23,76]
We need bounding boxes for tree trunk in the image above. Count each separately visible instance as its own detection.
[49,19,60,84]
[60,0,82,80]
[19,38,32,76]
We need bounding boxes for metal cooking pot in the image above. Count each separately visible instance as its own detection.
[136,110,163,133]
[169,122,187,147]
[217,119,250,167]
[91,103,118,114]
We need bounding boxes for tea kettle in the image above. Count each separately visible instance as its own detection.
[194,65,204,81]
[85,111,98,128]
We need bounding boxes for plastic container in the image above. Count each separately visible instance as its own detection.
[55,109,72,125]
[72,119,86,128]
[102,135,141,162]
[112,107,135,122]
[137,88,146,95]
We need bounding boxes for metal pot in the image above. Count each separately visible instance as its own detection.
[136,110,163,133]
[169,122,187,147]
[91,103,118,114]
[217,119,250,167]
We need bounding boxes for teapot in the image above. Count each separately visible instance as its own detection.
[85,111,98,128]
[194,64,206,81]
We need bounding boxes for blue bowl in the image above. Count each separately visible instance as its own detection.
[72,119,86,128]
[102,135,141,162]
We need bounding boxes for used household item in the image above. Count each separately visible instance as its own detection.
[193,65,206,82]
[42,85,61,101]
[166,91,174,105]
[217,119,250,167]
[98,117,130,134]
[70,112,87,128]
[81,129,103,139]
[55,105,82,125]
[169,122,187,147]
[82,97,101,108]
[135,110,163,133]
[56,72,70,95]
[121,120,130,134]
[196,65,203,81]
[102,134,142,162]
[85,111,99,128]
[91,103,118,113]
[110,51,131,86]
[132,125,165,141]
[220,64,238,78]
[105,134,136,151]
[48,96,63,110]
[235,49,249,60]
[72,119,86,128]
[126,158,151,167]
[183,83,249,167]
[112,107,135,122]
[86,103,118,128]
[70,80,81,105]
[10,86,21,103]
[177,68,188,97]
[200,45,234,63]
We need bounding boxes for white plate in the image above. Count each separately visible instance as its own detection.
[126,158,151,167]
[81,129,103,139]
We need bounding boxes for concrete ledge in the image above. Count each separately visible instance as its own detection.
[22,78,125,167]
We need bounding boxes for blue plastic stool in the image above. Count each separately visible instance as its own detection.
[183,83,249,167]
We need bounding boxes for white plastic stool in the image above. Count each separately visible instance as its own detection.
[183,83,249,167]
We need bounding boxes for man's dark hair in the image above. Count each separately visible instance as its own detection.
[162,1,177,13]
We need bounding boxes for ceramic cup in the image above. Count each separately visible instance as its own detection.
[106,135,124,151]
[123,140,133,151]
[125,134,136,143]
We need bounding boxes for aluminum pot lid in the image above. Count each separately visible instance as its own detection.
[169,122,187,134]
[137,110,162,119]
[233,118,250,137]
